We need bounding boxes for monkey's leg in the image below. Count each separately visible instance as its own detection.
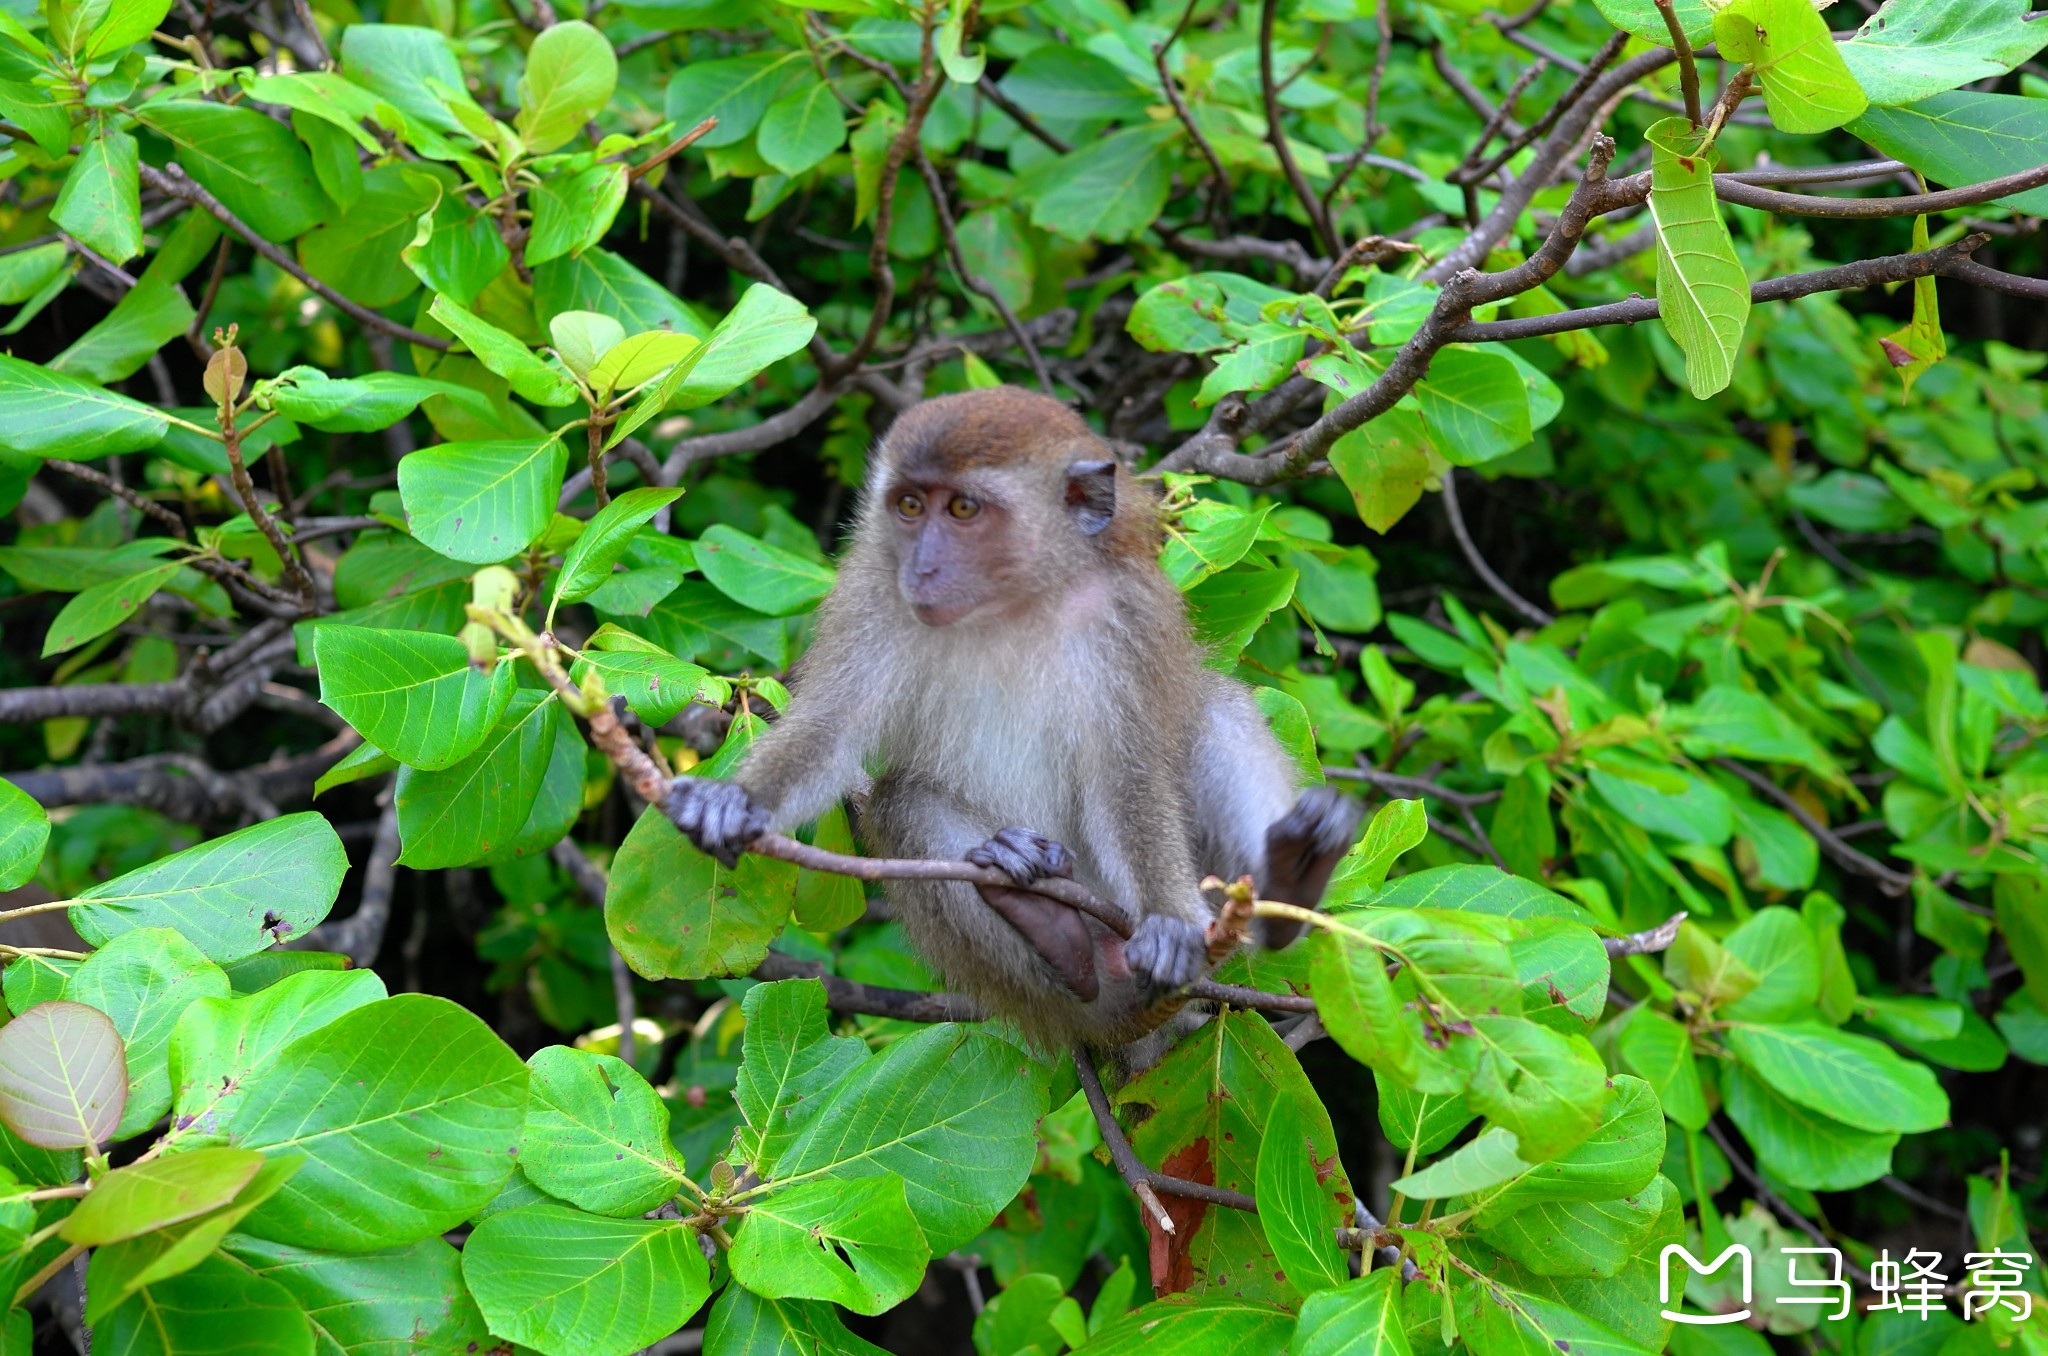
[1259,786,1363,947]
[967,827,1101,1003]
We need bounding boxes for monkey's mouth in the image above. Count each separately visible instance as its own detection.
[908,597,979,627]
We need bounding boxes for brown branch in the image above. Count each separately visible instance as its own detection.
[1157,0,1231,231]
[1711,758,1914,895]
[298,802,398,964]
[1442,468,1555,628]
[1075,1048,1176,1235]
[1604,912,1686,958]
[1454,32,1626,190]
[1185,977,1315,1013]
[141,165,451,350]
[974,74,1069,154]
[1322,0,1395,212]
[914,150,1053,393]
[46,460,188,537]
[753,951,985,1022]
[1259,0,1338,256]
[4,742,349,822]
[552,838,639,1065]
[218,403,315,601]
[1652,0,1702,125]
[1712,157,2048,218]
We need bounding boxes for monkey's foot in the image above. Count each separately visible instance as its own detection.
[966,827,1073,884]
[1125,915,1207,991]
[1260,785,1364,947]
[666,778,770,868]
[970,828,1098,1002]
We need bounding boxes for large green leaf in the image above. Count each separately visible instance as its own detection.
[316,627,516,771]
[526,164,627,267]
[1082,1297,1298,1355]
[1614,1007,1706,1130]
[521,1045,688,1217]
[1841,0,2048,107]
[0,777,47,891]
[463,1204,709,1352]
[224,994,528,1249]
[296,163,439,307]
[1465,1075,1663,1226]
[1720,1063,1897,1191]
[1725,1021,1949,1134]
[41,559,184,658]
[70,813,347,961]
[134,101,327,241]
[1478,1177,1675,1281]
[1255,1092,1348,1296]
[666,282,818,414]
[427,296,579,407]
[664,51,805,148]
[1293,1270,1412,1356]
[695,524,835,616]
[170,969,389,1137]
[1028,122,1181,244]
[65,927,232,1139]
[1850,92,2048,216]
[1591,0,1713,45]
[730,1175,929,1315]
[52,128,143,265]
[555,487,686,604]
[759,78,848,176]
[394,692,558,868]
[398,434,567,564]
[702,1285,893,1356]
[224,1233,490,1354]
[0,1000,127,1149]
[0,353,169,459]
[516,21,616,154]
[93,1253,314,1356]
[1713,0,1868,133]
[270,369,490,434]
[61,1147,264,1246]
[1310,929,1420,1084]
[1466,1015,1609,1163]
[1647,117,1749,399]
[733,980,870,1177]
[1416,346,1533,465]
[607,806,800,980]
[775,1024,1048,1253]
[82,1156,301,1323]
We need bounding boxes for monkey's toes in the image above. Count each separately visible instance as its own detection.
[1275,785,1364,856]
[966,826,1073,884]
[1126,915,1207,991]
[666,779,767,868]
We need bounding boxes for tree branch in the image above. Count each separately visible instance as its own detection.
[752,951,986,1022]
[1259,0,1339,256]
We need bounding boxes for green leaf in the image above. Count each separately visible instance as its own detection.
[1849,91,2048,215]
[1255,1092,1348,1296]
[1187,565,1297,656]
[170,969,388,1137]
[556,488,687,605]
[702,1284,893,1356]
[41,559,182,658]
[1725,1021,1949,1134]
[1293,1269,1412,1356]
[997,46,1152,121]
[224,994,528,1250]
[93,1253,314,1356]
[296,163,439,308]
[0,1000,127,1149]
[404,187,513,303]
[62,1147,263,1246]
[1390,1127,1533,1199]
[1161,502,1271,590]
[64,927,231,1138]
[734,980,870,1176]
[1720,1063,1897,1191]
[1467,1015,1609,1162]
[0,353,169,459]
[1416,346,1533,465]
[3,955,78,1020]
[1713,0,1868,133]
[1368,864,1588,922]
[427,296,579,406]
[134,101,328,241]
[526,164,628,267]
[665,51,803,148]
[224,1233,490,1354]
[398,434,568,565]
[516,21,616,154]
[956,207,1034,316]
[1458,1266,1657,1356]
[1028,122,1181,244]
[84,1155,302,1323]
[521,1044,688,1216]
[1615,1007,1706,1130]
[1329,409,1433,534]
[1466,1075,1664,1225]
[731,1175,930,1315]
[315,630,520,770]
[0,777,48,892]
[1310,930,1419,1084]
[776,1024,1048,1252]
[696,523,836,616]
[53,128,143,265]
[395,692,558,867]
[1195,324,1306,407]
[1376,1077,1474,1156]
[1066,1296,1298,1355]
[759,78,849,176]
[271,369,491,434]
[1592,0,1713,46]
[608,806,798,980]
[70,812,347,962]
[588,331,702,396]
[1647,117,1750,400]
[49,232,203,383]
[1480,1176,1676,1280]
[463,1204,709,1352]
[666,282,818,414]
[1719,906,1820,1022]
[1840,0,2048,107]
[535,247,710,340]
[83,0,174,56]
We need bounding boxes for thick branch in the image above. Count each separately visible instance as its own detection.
[299,803,397,964]
[753,952,985,1022]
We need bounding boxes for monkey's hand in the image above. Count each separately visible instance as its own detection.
[1259,785,1364,948]
[1124,914,1208,991]
[968,829,1100,1003]
[666,778,771,868]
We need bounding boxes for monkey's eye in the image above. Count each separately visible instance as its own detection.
[896,493,924,519]
[948,496,981,520]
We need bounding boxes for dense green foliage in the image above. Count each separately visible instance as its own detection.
[0,0,2042,1351]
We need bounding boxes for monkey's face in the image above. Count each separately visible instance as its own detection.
[885,477,1023,627]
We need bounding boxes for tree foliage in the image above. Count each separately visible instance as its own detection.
[0,0,2043,1351]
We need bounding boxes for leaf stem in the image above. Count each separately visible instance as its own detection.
[1651,0,1702,126]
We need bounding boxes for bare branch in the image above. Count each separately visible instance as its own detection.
[299,802,397,964]
[974,74,1069,154]
[1604,912,1686,958]
[752,951,985,1022]
[1260,0,1339,256]
[1651,0,1702,125]
[1711,758,1914,895]
[1442,468,1555,628]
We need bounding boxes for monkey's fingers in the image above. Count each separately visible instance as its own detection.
[1260,787,1364,948]
[977,884,1100,1002]
[1125,915,1208,991]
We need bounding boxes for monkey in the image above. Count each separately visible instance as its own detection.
[668,386,1360,1052]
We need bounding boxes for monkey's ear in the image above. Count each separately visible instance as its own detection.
[1064,459,1116,536]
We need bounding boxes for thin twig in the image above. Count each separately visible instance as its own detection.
[1075,1048,1176,1235]
[1711,759,1913,895]
[1259,0,1338,256]
[1652,0,1702,125]
[1441,468,1554,627]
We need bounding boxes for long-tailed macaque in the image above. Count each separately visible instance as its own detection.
[670,387,1359,1050]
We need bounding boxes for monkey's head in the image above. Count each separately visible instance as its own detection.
[868,387,1150,627]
